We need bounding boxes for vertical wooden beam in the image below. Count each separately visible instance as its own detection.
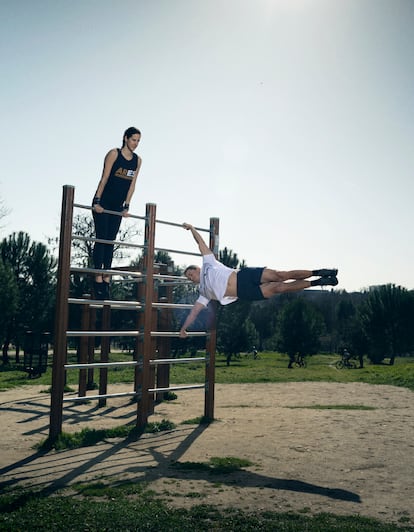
[49,185,74,441]
[134,272,145,401]
[137,203,156,428]
[148,265,159,415]
[78,297,90,397]
[87,306,96,389]
[204,217,219,421]
[156,261,173,398]
[98,303,111,407]
[156,297,171,400]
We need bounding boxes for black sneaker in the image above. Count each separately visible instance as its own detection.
[319,276,338,287]
[314,268,338,277]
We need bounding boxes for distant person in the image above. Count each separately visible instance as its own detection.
[288,354,295,369]
[92,127,142,299]
[179,223,338,337]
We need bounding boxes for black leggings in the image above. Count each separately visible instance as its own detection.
[92,211,122,270]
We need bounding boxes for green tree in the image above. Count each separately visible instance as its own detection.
[249,293,290,351]
[336,298,357,348]
[217,301,256,365]
[0,232,57,362]
[51,212,142,269]
[0,195,9,232]
[215,249,253,364]
[0,259,18,349]
[276,298,325,364]
[219,247,241,269]
[49,213,142,301]
[359,284,414,364]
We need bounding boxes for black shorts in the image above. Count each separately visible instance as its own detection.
[237,267,265,301]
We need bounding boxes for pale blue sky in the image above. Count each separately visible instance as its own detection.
[0,0,413,292]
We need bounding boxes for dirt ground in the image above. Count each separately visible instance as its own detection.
[1,382,413,527]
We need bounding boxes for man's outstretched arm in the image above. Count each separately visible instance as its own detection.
[183,223,211,255]
[179,301,206,338]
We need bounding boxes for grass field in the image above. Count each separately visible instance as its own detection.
[2,350,414,392]
[1,351,413,531]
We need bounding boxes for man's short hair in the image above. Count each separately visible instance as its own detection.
[184,265,198,275]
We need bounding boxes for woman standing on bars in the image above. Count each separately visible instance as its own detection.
[92,126,142,299]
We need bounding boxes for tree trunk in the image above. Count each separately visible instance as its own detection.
[2,340,10,365]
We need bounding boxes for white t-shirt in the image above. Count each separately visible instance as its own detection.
[196,253,238,307]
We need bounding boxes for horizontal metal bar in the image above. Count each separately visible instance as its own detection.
[153,274,190,281]
[150,331,207,337]
[68,297,142,309]
[152,302,194,309]
[66,331,140,337]
[148,384,205,393]
[64,358,204,370]
[66,330,205,338]
[73,234,146,250]
[155,280,193,288]
[74,203,210,236]
[65,361,139,370]
[88,304,140,310]
[155,218,210,233]
[74,203,146,221]
[71,266,144,278]
[63,391,138,402]
[150,357,206,365]
[70,269,190,283]
[154,245,201,257]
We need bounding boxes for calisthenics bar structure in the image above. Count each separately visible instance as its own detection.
[49,185,219,441]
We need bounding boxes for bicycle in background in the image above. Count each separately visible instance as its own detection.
[288,353,307,368]
[335,348,358,369]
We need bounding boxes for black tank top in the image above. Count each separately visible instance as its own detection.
[100,149,138,211]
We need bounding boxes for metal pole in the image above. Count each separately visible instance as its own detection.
[49,185,74,441]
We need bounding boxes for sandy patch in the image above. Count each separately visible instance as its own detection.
[0,382,413,527]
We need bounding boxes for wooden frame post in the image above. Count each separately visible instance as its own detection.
[98,304,111,407]
[49,185,74,441]
[136,203,156,428]
[78,297,91,397]
[204,217,219,420]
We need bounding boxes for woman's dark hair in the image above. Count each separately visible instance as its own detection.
[122,126,141,146]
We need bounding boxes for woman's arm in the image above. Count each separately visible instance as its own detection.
[122,156,142,216]
[93,149,118,213]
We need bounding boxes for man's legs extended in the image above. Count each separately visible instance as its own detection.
[260,269,313,282]
[259,268,338,298]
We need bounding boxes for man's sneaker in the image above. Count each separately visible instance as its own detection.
[313,268,338,277]
[319,276,338,287]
